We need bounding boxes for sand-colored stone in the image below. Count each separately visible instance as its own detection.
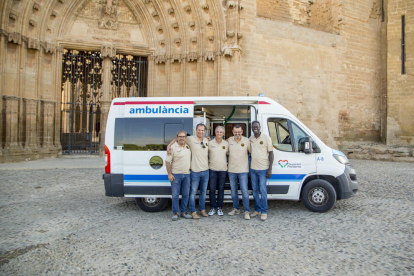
[0,0,413,163]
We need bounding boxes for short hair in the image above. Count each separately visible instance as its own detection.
[176,130,187,136]
[233,124,242,130]
[215,125,225,133]
[252,120,261,127]
[196,123,207,131]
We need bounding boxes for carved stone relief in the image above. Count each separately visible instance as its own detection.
[9,13,17,21]
[28,38,40,50]
[205,51,215,61]
[44,42,55,54]
[171,54,182,63]
[155,55,166,64]
[101,44,117,58]
[187,52,198,62]
[8,32,22,44]
[33,2,40,11]
[98,0,118,30]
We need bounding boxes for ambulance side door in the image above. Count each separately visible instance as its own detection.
[262,115,317,200]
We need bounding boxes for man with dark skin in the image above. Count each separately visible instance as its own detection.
[249,121,274,221]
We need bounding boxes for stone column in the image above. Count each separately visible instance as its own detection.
[147,55,155,97]
[41,100,55,148]
[99,44,116,156]
[3,96,20,149]
[23,98,38,148]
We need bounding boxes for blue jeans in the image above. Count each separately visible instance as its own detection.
[250,169,268,214]
[228,172,250,212]
[171,174,190,214]
[189,170,209,213]
[209,170,227,209]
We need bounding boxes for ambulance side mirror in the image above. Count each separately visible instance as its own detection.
[299,136,313,154]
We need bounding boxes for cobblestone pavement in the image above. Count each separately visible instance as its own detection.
[0,159,413,275]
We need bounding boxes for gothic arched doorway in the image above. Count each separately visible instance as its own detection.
[60,49,148,154]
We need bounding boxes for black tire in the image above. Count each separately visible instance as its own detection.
[301,179,337,213]
[135,197,169,212]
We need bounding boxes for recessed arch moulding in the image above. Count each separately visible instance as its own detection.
[0,0,242,162]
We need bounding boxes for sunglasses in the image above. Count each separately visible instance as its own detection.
[200,142,206,148]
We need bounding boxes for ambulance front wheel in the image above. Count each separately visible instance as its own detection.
[135,197,169,212]
[301,179,337,213]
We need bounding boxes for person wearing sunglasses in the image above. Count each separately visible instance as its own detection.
[207,126,229,216]
[167,123,209,219]
[165,130,192,221]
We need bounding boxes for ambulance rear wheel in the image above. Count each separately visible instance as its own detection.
[302,179,336,213]
[135,197,169,212]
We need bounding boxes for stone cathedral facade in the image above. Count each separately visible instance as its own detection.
[0,0,413,163]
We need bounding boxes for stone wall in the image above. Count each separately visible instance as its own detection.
[241,0,385,148]
[0,0,413,163]
[342,143,414,163]
[256,0,340,34]
[386,0,414,145]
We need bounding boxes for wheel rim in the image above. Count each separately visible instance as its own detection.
[141,197,160,207]
[308,187,329,207]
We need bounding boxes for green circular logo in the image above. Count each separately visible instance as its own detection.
[149,156,163,170]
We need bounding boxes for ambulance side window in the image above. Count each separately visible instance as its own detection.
[114,118,192,151]
[267,118,293,152]
[164,124,184,143]
[290,123,308,151]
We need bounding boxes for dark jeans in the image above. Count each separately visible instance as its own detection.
[209,170,227,209]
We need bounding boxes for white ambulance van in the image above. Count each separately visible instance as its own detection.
[103,96,358,213]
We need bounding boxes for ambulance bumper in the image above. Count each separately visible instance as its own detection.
[103,173,124,197]
[336,164,358,199]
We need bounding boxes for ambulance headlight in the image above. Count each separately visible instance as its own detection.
[332,149,349,164]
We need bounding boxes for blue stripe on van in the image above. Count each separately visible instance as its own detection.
[268,174,306,182]
[124,175,169,182]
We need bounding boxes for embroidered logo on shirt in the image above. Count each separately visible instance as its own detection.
[241,143,245,147]
[206,143,208,146]
[222,146,226,149]
[260,141,264,144]
[186,146,189,149]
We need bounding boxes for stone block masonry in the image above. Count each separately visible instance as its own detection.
[0,0,413,163]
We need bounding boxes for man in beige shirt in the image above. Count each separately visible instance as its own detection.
[227,124,252,220]
[207,126,229,216]
[168,123,209,219]
[249,121,274,221]
[165,130,192,221]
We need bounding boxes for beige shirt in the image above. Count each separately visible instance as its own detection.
[228,136,251,173]
[165,142,191,174]
[185,136,209,172]
[208,139,229,171]
[250,133,273,170]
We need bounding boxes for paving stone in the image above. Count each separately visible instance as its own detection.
[0,159,413,275]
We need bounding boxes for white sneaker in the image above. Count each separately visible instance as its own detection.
[208,208,216,216]
[217,208,224,216]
